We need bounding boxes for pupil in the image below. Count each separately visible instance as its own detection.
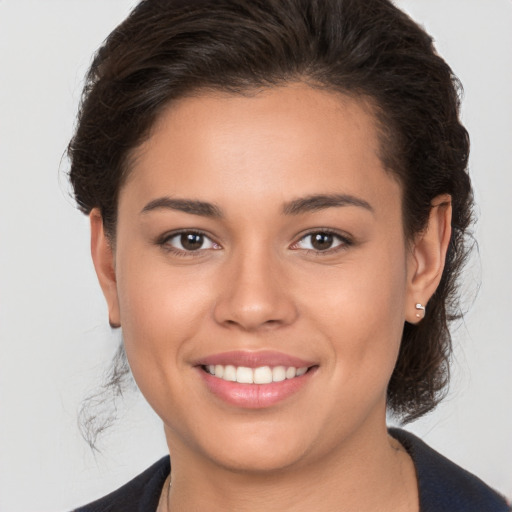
[181,233,203,250]
[312,233,333,250]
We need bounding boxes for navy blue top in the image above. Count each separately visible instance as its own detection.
[74,429,510,511]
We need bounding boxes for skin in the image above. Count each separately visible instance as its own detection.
[91,84,451,511]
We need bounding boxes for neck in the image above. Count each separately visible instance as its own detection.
[162,422,418,512]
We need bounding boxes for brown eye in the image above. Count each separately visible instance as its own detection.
[293,231,349,253]
[181,233,204,251]
[311,233,334,250]
[163,231,219,253]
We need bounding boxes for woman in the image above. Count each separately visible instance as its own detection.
[67,0,509,510]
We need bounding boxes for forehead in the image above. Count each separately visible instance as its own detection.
[122,84,400,216]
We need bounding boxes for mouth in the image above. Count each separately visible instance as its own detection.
[202,364,310,384]
[195,351,318,408]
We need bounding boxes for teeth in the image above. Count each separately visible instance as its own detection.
[254,366,273,384]
[285,366,296,379]
[272,366,286,382]
[236,366,253,384]
[205,364,309,384]
[296,367,307,376]
[223,365,236,382]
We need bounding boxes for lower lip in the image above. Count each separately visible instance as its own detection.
[198,367,315,409]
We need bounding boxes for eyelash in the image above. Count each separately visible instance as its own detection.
[290,229,353,256]
[156,229,353,257]
[157,229,220,258]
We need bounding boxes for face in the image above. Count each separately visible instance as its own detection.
[99,84,418,474]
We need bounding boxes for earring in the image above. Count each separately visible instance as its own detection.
[415,303,425,319]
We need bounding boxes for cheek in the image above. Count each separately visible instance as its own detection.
[114,250,214,379]
[301,244,408,382]
[113,260,219,429]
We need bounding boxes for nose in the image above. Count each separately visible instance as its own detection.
[213,245,299,332]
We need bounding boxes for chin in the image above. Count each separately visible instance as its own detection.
[205,441,309,475]
[178,418,316,475]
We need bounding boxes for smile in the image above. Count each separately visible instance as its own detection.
[204,364,309,384]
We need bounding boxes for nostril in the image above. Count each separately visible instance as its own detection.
[212,280,299,330]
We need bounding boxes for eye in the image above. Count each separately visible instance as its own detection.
[161,231,220,253]
[292,231,350,252]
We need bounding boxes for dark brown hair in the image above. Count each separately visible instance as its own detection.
[69,0,472,432]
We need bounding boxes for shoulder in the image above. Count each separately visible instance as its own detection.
[72,456,170,512]
[390,428,510,512]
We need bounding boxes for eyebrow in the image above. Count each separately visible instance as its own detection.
[141,197,223,218]
[282,194,374,215]
[140,193,373,218]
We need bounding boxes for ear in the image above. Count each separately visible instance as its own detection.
[90,209,121,328]
[405,194,452,324]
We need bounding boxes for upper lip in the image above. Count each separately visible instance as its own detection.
[194,350,316,368]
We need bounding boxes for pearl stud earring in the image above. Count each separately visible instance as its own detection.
[415,303,425,319]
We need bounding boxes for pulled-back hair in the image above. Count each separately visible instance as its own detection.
[69,0,472,429]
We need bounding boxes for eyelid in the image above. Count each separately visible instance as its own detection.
[290,228,353,253]
[157,229,221,255]
[155,228,353,256]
